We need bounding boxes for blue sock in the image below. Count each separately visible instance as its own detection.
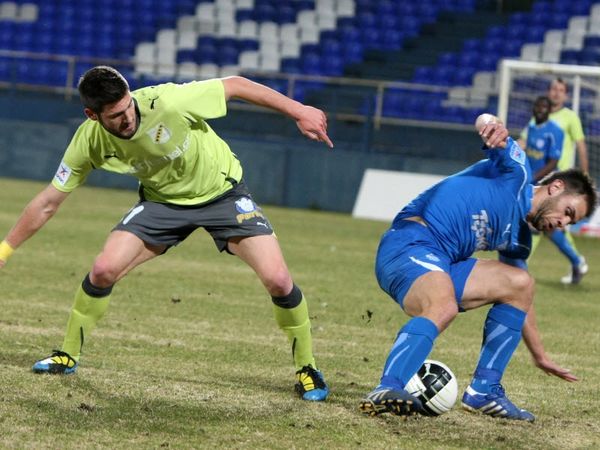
[471,303,527,393]
[378,317,439,391]
[550,230,580,266]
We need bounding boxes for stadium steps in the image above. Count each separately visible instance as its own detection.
[344,11,510,82]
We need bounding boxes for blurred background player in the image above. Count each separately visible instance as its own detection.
[0,66,333,401]
[518,96,563,184]
[524,79,590,284]
[359,115,596,422]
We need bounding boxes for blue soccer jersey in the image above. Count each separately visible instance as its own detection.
[521,119,563,179]
[394,138,533,262]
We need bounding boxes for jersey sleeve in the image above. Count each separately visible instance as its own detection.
[167,80,227,122]
[51,125,94,192]
[484,137,532,188]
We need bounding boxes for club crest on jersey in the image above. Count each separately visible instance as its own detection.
[235,197,264,223]
[147,123,171,144]
[509,143,526,165]
[54,161,71,186]
[425,253,440,262]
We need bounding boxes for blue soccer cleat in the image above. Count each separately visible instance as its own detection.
[359,387,423,417]
[295,365,329,401]
[32,350,78,375]
[461,385,535,422]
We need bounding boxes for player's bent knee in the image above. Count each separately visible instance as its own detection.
[435,300,459,329]
[263,268,293,297]
[504,269,535,309]
[90,259,120,287]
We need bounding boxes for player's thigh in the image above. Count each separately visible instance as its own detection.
[93,230,166,282]
[402,271,458,330]
[460,259,534,311]
[228,234,292,293]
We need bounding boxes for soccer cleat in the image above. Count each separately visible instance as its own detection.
[560,257,588,285]
[295,365,329,401]
[461,385,535,422]
[359,387,423,417]
[32,350,78,374]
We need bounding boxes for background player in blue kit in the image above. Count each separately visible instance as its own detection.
[518,96,563,184]
[359,114,596,422]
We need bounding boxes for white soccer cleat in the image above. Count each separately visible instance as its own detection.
[560,257,588,285]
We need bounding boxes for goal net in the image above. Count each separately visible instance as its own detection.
[497,59,600,235]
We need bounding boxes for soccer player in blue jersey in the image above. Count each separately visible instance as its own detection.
[518,96,563,184]
[359,114,596,422]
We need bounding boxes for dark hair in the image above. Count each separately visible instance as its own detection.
[550,77,568,94]
[534,95,551,108]
[539,169,598,218]
[78,66,129,113]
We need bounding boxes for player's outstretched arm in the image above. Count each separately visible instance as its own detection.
[522,304,578,382]
[0,184,69,269]
[221,76,333,148]
[475,113,509,148]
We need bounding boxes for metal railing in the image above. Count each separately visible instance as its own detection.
[0,49,476,132]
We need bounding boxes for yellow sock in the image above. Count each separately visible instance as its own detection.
[62,277,112,360]
[273,296,316,370]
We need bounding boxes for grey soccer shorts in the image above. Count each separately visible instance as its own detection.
[112,181,274,252]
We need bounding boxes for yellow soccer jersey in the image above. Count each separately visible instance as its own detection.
[549,107,585,171]
[52,79,243,205]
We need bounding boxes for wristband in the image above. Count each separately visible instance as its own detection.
[0,240,15,262]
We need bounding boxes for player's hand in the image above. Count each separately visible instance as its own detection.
[534,356,578,382]
[295,105,334,148]
[0,259,6,269]
[479,122,509,149]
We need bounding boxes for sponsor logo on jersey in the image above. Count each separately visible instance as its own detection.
[128,133,190,173]
[526,147,544,160]
[471,209,491,250]
[425,253,440,262]
[54,161,71,186]
[235,197,265,223]
[509,143,526,165]
[146,123,171,144]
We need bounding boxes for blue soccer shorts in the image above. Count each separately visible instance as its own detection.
[375,220,476,310]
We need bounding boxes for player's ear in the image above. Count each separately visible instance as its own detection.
[548,179,565,196]
[84,108,98,121]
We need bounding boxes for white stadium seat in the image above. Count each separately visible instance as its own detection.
[198,63,220,79]
[18,3,38,21]
[239,51,259,70]
[521,43,541,62]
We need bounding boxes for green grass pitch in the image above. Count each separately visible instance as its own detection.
[0,177,599,449]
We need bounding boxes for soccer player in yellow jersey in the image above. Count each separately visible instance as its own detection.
[528,78,589,284]
[0,66,333,401]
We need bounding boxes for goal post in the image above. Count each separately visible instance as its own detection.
[497,59,600,173]
[497,59,600,236]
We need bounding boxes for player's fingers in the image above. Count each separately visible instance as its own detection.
[316,130,334,148]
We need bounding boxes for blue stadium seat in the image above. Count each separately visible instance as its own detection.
[281,58,301,73]
[525,26,546,43]
[462,38,481,52]
[560,50,579,64]
[343,42,364,63]
[486,26,504,40]
[438,52,458,66]
[412,66,434,84]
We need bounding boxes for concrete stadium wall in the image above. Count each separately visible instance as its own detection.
[0,90,481,213]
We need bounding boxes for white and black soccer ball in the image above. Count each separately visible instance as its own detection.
[405,359,458,416]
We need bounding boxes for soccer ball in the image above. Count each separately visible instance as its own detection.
[405,359,458,416]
